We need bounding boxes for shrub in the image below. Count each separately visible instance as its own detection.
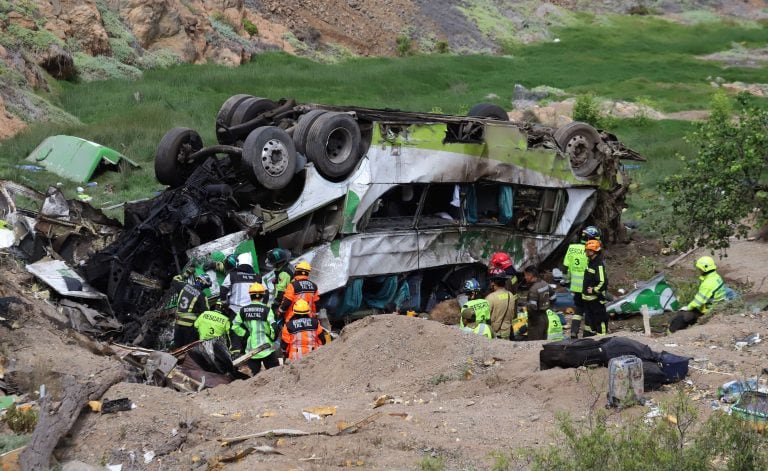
[419,455,445,471]
[3,404,38,434]
[242,18,259,37]
[396,34,414,57]
[435,40,450,54]
[572,93,602,127]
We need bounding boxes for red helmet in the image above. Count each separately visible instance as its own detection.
[490,252,513,269]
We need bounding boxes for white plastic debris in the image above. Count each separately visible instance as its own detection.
[107,466,122,471]
[143,451,155,464]
[302,412,321,421]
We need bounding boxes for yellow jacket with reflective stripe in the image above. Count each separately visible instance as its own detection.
[687,271,726,313]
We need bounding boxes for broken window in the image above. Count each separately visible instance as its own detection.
[417,183,462,227]
[364,185,425,231]
[512,186,566,234]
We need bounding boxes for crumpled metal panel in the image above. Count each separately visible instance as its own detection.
[27,259,107,300]
[186,231,250,260]
[299,228,564,295]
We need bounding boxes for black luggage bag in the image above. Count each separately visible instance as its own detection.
[540,338,608,370]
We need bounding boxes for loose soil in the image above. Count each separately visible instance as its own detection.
[2,239,767,469]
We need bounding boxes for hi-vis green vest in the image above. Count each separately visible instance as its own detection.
[461,298,491,325]
[546,309,565,340]
[194,310,231,341]
[687,271,726,313]
[563,243,587,293]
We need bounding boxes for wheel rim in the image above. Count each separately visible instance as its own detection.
[325,126,354,164]
[565,135,592,168]
[260,138,290,176]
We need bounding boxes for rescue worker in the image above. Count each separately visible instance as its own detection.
[232,282,280,374]
[582,239,608,337]
[174,273,211,348]
[202,251,227,300]
[220,252,261,319]
[522,266,555,341]
[668,256,726,333]
[544,309,565,341]
[563,225,600,338]
[277,260,320,323]
[490,252,520,292]
[486,267,517,339]
[193,301,231,342]
[281,299,326,361]
[264,247,294,312]
[459,299,493,339]
[459,278,491,328]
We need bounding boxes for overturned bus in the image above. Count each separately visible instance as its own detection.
[84,96,643,327]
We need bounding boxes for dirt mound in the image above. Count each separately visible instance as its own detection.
[215,315,511,400]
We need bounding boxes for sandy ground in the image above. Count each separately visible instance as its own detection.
[2,239,767,470]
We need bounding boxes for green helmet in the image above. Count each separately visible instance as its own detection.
[211,251,225,263]
[695,256,716,273]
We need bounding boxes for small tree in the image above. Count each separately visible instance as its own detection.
[572,93,602,127]
[660,91,768,252]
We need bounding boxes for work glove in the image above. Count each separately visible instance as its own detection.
[679,305,690,312]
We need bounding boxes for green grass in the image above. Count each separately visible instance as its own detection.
[0,15,765,209]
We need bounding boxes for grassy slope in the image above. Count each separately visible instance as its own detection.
[0,14,765,212]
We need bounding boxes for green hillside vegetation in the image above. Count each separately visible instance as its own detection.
[0,14,765,215]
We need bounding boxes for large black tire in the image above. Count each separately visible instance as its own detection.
[230,97,276,126]
[305,112,362,180]
[468,103,510,121]
[242,126,297,190]
[292,109,327,155]
[155,127,203,187]
[554,121,602,178]
[216,94,253,127]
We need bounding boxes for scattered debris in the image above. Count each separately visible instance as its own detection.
[219,429,312,447]
[734,333,761,351]
[220,445,282,462]
[88,397,134,414]
[25,135,139,183]
[19,370,124,470]
[373,394,394,408]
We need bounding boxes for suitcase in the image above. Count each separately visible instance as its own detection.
[607,355,644,408]
[659,351,690,383]
[539,338,607,370]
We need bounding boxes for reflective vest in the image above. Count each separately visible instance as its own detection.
[280,276,320,321]
[175,285,209,327]
[282,314,324,360]
[460,298,491,325]
[194,310,231,341]
[563,243,587,293]
[461,323,493,339]
[222,269,260,312]
[546,309,565,340]
[687,271,726,313]
[233,302,276,359]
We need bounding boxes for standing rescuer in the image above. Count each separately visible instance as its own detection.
[459,278,492,339]
[232,282,279,375]
[486,267,517,339]
[174,273,211,348]
[668,256,726,333]
[490,251,520,292]
[582,239,609,337]
[563,225,601,338]
[221,253,260,354]
[282,299,326,361]
[522,266,555,341]
[278,260,320,322]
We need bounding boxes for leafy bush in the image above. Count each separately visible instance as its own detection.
[528,388,768,470]
[660,91,768,251]
[138,49,183,70]
[572,93,602,127]
[242,18,259,37]
[0,433,30,453]
[396,34,414,57]
[435,40,450,54]
[419,455,445,471]
[3,404,38,434]
[0,24,64,52]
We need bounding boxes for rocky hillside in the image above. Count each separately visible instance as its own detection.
[1,0,766,138]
